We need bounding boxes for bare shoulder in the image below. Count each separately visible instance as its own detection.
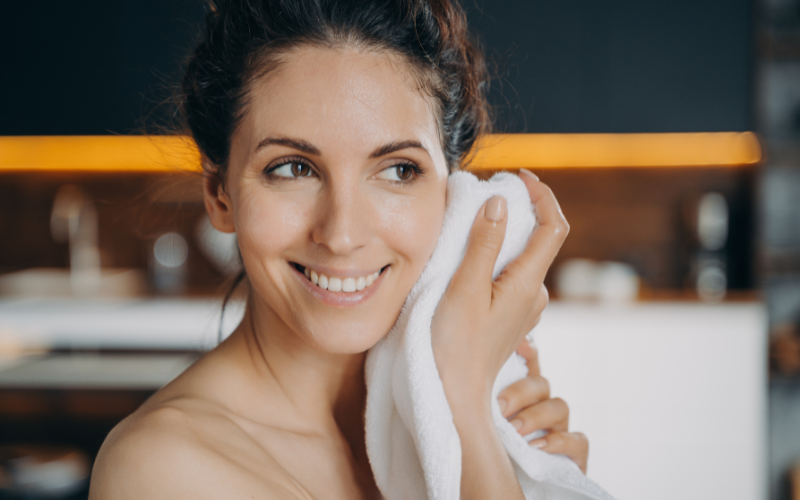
[89,402,307,500]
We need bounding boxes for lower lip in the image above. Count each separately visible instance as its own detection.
[291,265,387,308]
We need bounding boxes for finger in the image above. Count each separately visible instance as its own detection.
[519,284,548,341]
[509,397,569,436]
[448,196,508,300]
[494,172,569,303]
[514,338,541,377]
[497,375,550,417]
[529,431,589,474]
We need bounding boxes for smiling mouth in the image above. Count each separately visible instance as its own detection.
[291,263,388,293]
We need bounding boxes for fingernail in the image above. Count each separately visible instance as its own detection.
[498,398,508,414]
[529,439,547,449]
[485,195,507,221]
[519,169,539,181]
[511,419,523,431]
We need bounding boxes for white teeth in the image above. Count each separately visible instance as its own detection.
[301,266,383,293]
[328,277,342,292]
[342,277,356,292]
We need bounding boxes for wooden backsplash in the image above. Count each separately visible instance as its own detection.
[0,166,757,294]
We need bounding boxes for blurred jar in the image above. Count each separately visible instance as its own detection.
[556,259,640,303]
[151,232,189,294]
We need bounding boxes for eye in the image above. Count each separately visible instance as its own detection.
[268,161,313,178]
[376,163,419,182]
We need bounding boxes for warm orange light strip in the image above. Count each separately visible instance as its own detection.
[468,132,762,170]
[0,136,202,173]
[0,132,761,173]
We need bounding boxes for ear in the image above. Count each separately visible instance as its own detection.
[203,173,236,233]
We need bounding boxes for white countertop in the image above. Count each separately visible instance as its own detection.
[0,297,245,351]
[0,298,769,500]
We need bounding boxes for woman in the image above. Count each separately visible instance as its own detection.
[90,0,583,498]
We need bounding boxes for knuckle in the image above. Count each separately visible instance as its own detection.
[502,385,521,405]
[526,375,544,394]
[554,218,570,239]
[552,397,570,418]
[507,273,538,302]
[472,227,505,252]
[540,377,551,398]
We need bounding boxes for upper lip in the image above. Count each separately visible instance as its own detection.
[291,261,386,278]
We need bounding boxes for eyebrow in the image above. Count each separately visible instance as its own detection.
[254,136,427,159]
[368,140,428,159]
[255,136,321,156]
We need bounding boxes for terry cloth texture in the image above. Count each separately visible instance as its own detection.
[365,171,615,500]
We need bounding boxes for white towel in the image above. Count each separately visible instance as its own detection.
[365,171,614,500]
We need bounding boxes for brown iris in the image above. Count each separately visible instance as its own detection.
[395,164,414,181]
[290,162,312,177]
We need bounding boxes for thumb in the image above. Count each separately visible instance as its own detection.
[449,195,508,299]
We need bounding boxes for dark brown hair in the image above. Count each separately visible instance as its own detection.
[180,0,491,177]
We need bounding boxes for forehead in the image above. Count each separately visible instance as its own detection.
[233,45,444,163]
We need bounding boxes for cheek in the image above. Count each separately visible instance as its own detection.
[376,190,445,277]
[234,189,308,270]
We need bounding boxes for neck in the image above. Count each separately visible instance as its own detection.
[233,294,368,435]
[219,291,379,498]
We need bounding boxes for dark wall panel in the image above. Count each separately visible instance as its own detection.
[467,0,753,133]
[0,0,752,135]
[0,0,204,135]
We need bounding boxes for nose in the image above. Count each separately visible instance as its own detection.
[311,183,372,256]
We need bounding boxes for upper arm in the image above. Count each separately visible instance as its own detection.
[89,407,303,500]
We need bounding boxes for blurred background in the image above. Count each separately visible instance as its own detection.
[0,0,798,498]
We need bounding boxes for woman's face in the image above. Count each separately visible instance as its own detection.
[211,45,449,354]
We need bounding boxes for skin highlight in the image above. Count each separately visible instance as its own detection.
[88,45,585,500]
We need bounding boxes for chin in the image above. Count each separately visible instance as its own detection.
[304,316,397,354]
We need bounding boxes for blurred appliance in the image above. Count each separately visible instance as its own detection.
[684,192,730,301]
[0,185,145,299]
[50,185,101,295]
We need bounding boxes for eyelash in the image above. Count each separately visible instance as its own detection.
[263,156,315,180]
[383,162,424,184]
[263,157,425,184]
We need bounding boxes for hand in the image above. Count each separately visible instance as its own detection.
[432,171,569,411]
[497,339,589,474]
[431,171,570,499]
